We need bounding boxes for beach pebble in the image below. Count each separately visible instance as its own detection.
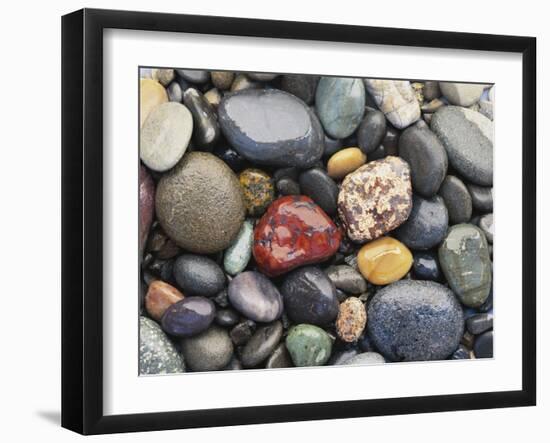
[327,147,367,180]
[357,237,413,285]
[181,325,233,372]
[139,316,185,374]
[286,324,333,367]
[336,297,367,343]
[439,175,473,224]
[173,254,225,297]
[145,280,184,321]
[140,102,193,171]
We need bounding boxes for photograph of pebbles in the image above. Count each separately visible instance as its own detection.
[139,67,494,375]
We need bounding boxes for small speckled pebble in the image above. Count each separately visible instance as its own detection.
[239,168,275,216]
[336,297,367,342]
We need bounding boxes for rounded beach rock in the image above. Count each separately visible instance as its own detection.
[364,79,420,129]
[336,297,367,343]
[155,152,245,254]
[140,102,193,172]
[140,78,168,127]
[218,89,324,168]
[139,316,185,374]
[394,194,449,250]
[181,325,233,372]
[338,156,412,242]
[431,106,493,186]
[139,165,155,255]
[241,321,284,368]
[173,254,226,297]
[439,82,486,107]
[398,120,448,197]
[253,196,341,276]
[145,280,184,321]
[439,224,492,307]
[228,271,284,322]
[161,296,215,337]
[315,77,366,139]
[286,324,333,367]
[367,280,464,361]
[281,266,339,326]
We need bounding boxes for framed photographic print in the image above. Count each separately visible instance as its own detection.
[61,8,536,435]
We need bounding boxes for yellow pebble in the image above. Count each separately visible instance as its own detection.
[357,237,412,285]
[327,147,367,179]
[140,78,168,127]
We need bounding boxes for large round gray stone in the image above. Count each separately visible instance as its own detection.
[367,280,464,362]
[139,316,185,374]
[181,325,233,372]
[155,152,245,254]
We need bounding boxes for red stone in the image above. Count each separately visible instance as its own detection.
[253,196,341,277]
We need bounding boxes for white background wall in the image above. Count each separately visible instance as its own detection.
[0,0,546,440]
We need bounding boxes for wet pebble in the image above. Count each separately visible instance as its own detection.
[239,168,275,216]
[241,321,284,368]
[336,297,367,343]
[183,88,220,151]
[265,343,294,369]
[316,77,365,139]
[431,106,493,186]
[473,331,493,358]
[357,237,413,285]
[253,196,341,276]
[325,265,367,294]
[439,175,473,224]
[281,74,319,105]
[139,316,185,374]
[145,280,184,321]
[161,297,215,337]
[140,102,193,171]
[364,79,420,129]
[173,254,226,297]
[368,280,464,361]
[219,89,324,168]
[467,184,493,213]
[395,195,448,250]
[281,266,339,326]
[357,109,387,154]
[224,219,254,275]
[439,224,492,307]
[156,152,245,254]
[479,213,494,243]
[276,177,301,195]
[398,120,448,197]
[327,147,367,180]
[215,308,240,327]
[338,156,412,242]
[412,251,441,281]
[211,71,235,90]
[176,69,209,84]
[466,313,493,335]
[298,168,339,215]
[181,325,234,371]
[228,271,283,322]
[286,324,333,367]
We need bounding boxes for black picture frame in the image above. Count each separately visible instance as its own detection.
[61,8,537,435]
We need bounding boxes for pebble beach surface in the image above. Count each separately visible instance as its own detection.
[139,69,494,374]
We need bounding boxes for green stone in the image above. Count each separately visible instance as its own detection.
[285,324,333,367]
[438,224,492,307]
[223,219,254,275]
[139,316,185,375]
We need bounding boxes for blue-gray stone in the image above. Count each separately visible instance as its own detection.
[281,74,319,105]
[218,89,324,168]
[281,266,339,326]
[451,344,472,359]
[439,175,472,224]
[173,254,226,297]
[398,120,448,197]
[367,280,464,362]
[139,316,185,374]
[478,213,494,243]
[325,265,367,294]
[474,331,493,358]
[161,297,215,337]
[224,219,254,275]
[228,271,284,322]
[439,224,492,308]
[412,251,442,281]
[431,106,493,186]
[316,77,365,139]
[467,184,493,213]
[395,195,449,250]
[176,69,209,84]
[357,109,387,154]
[466,313,493,335]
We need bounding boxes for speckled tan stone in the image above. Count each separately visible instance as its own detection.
[338,156,412,242]
[336,297,366,343]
